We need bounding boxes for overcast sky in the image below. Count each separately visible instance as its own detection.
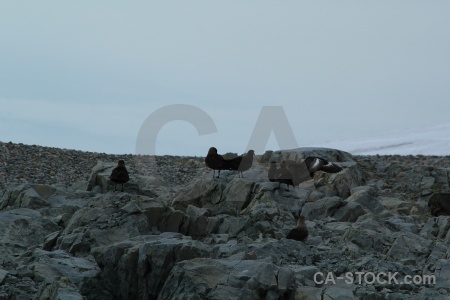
[1,1,449,156]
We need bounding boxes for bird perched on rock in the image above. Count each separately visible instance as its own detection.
[268,161,294,190]
[428,192,450,216]
[286,216,308,241]
[205,147,229,178]
[109,160,129,192]
[285,157,342,186]
[228,150,255,178]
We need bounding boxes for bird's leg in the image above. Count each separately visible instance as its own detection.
[121,184,124,192]
[217,170,221,178]
[114,184,116,192]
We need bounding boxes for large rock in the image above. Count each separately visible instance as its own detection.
[3,148,450,299]
[185,205,211,238]
[346,186,384,214]
[50,192,193,254]
[385,232,433,263]
[435,259,450,291]
[31,249,100,286]
[0,184,50,210]
[219,215,252,238]
[301,197,346,220]
[295,287,323,300]
[172,179,226,213]
[341,218,393,252]
[86,161,116,193]
[0,269,7,285]
[173,178,261,217]
[37,277,84,300]
[220,178,255,215]
[159,258,294,300]
[86,161,168,197]
[0,209,59,259]
[260,147,356,164]
[332,201,368,222]
[420,216,450,240]
[322,286,355,300]
[261,148,366,199]
[379,196,411,211]
[0,183,94,228]
[91,233,211,299]
[317,162,366,199]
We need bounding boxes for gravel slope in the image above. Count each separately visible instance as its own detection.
[1,141,450,191]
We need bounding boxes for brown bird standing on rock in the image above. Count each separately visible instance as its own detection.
[205,147,229,178]
[228,150,255,178]
[285,157,342,186]
[268,161,294,190]
[109,160,129,192]
[428,192,450,216]
[286,216,308,241]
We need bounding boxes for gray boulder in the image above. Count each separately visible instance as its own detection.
[172,179,226,213]
[260,147,356,164]
[301,197,346,220]
[346,186,384,214]
[385,231,433,263]
[379,196,411,211]
[332,201,368,222]
[37,277,84,300]
[31,249,100,285]
[91,233,211,299]
[87,161,167,197]
[322,286,355,300]
[0,269,7,285]
[261,148,365,199]
[53,194,163,253]
[185,205,211,238]
[294,287,323,300]
[220,178,255,215]
[342,218,393,252]
[0,209,59,259]
[420,216,450,239]
[435,259,450,291]
[159,258,294,300]
[0,184,50,210]
[385,216,420,233]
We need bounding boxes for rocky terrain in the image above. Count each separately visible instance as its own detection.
[1,141,450,299]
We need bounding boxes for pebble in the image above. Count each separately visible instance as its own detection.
[2,142,450,192]
[0,141,205,190]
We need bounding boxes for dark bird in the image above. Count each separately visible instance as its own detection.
[428,192,450,216]
[304,157,342,174]
[268,161,294,190]
[109,160,130,192]
[285,157,342,186]
[286,216,308,241]
[228,150,255,177]
[205,147,229,178]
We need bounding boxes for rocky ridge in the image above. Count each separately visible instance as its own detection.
[1,141,450,299]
